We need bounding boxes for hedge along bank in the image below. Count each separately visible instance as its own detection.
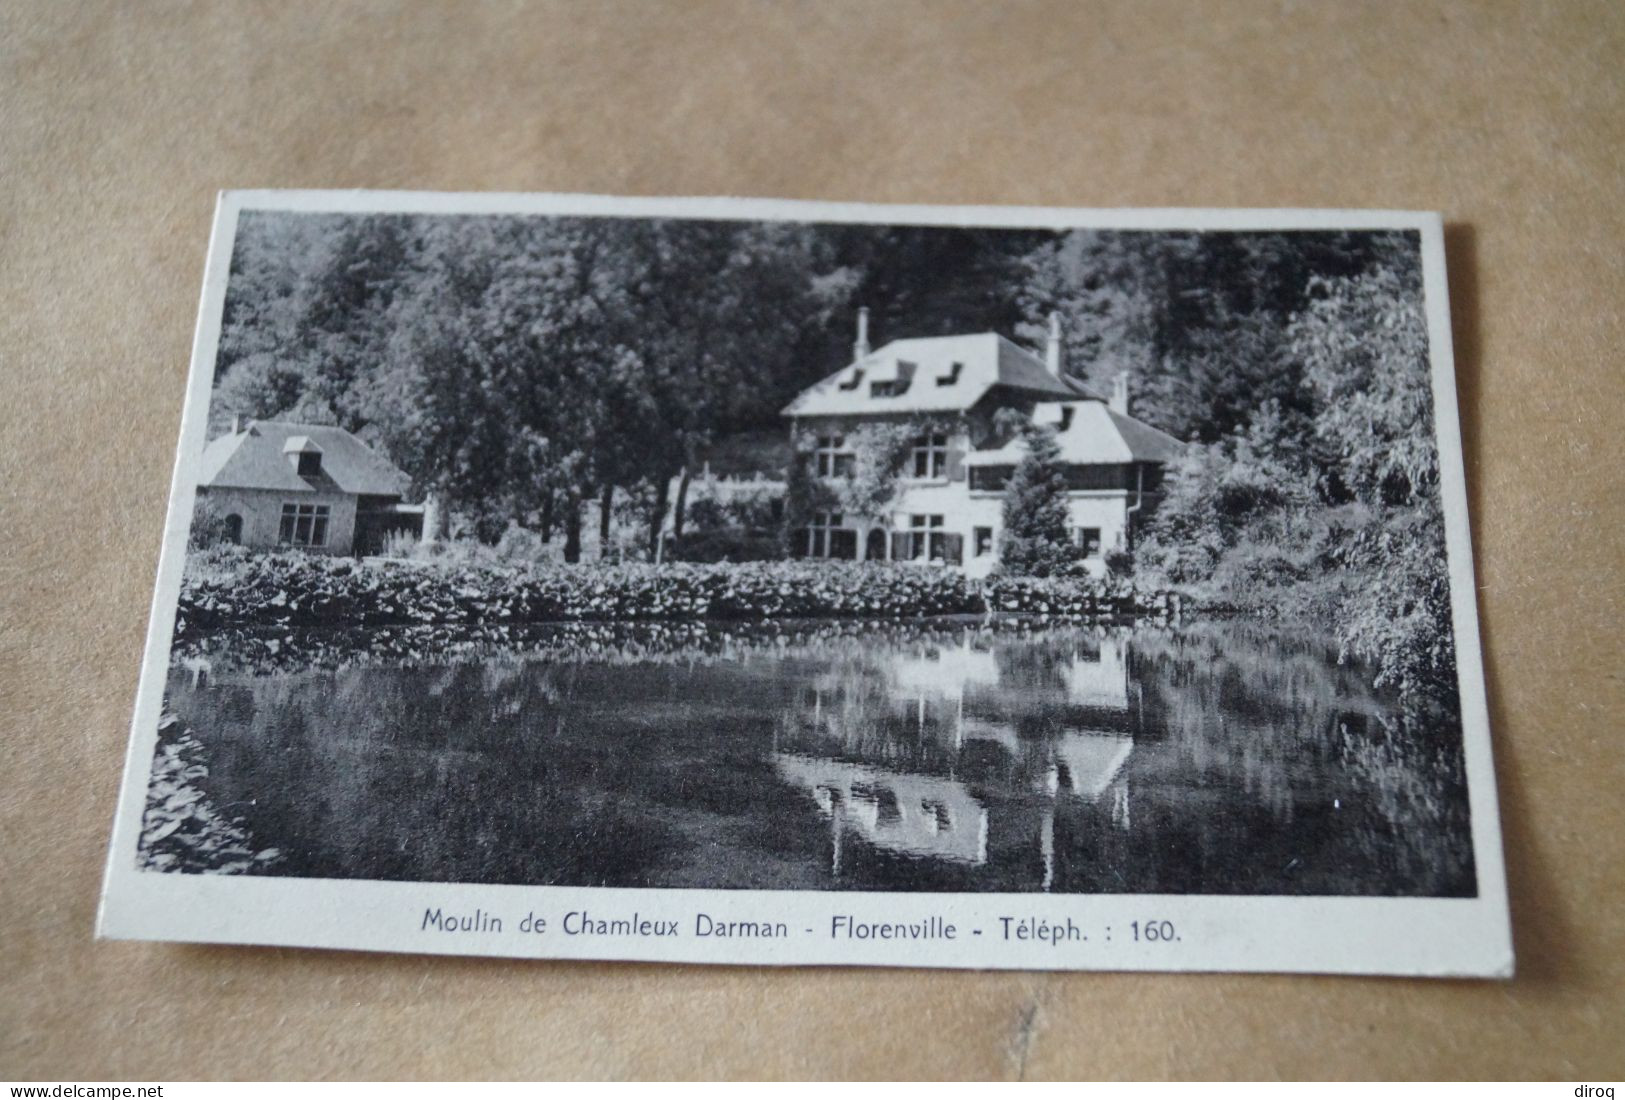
[174,554,1179,636]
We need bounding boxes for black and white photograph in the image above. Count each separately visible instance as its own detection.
[100,192,1508,974]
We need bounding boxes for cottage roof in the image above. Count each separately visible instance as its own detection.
[781,333,1099,418]
[198,420,411,496]
[961,400,1185,467]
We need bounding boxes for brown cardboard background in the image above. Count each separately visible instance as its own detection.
[2,0,1621,1080]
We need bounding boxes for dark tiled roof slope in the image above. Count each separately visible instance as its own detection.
[198,421,410,496]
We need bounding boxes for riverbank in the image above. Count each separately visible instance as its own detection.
[138,711,283,874]
[175,550,1180,637]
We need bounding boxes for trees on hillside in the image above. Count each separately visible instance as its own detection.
[209,213,1455,701]
[1288,244,1454,700]
[1014,229,1386,445]
[1127,234,1455,705]
[212,212,848,559]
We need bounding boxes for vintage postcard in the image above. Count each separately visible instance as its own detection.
[98,191,1511,975]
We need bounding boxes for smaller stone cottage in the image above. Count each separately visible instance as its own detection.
[195,420,421,555]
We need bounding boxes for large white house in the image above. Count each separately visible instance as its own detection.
[781,310,1183,578]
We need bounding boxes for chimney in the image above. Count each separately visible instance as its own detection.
[231,414,242,434]
[1045,311,1063,379]
[854,307,871,362]
[1110,371,1132,416]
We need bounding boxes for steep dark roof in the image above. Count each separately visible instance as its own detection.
[783,333,1098,417]
[1103,408,1186,463]
[198,421,410,496]
[963,401,1187,467]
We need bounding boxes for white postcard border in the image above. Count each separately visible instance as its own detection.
[97,190,1512,976]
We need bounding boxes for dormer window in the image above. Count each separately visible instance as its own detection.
[284,435,324,479]
[936,361,963,386]
[1057,405,1075,431]
[838,369,864,391]
[870,360,916,398]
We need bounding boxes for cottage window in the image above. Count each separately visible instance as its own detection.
[973,526,995,558]
[814,435,854,478]
[1073,526,1102,558]
[911,433,948,479]
[280,502,331,547]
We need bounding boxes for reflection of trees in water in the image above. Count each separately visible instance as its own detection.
[171,618,1118,680]
[1121,622,1473,895]
[1332,712,1474,896]
[168,664,681,886]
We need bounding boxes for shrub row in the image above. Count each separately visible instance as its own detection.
[176,553,1174,636]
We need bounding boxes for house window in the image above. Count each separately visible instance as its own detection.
[909,514,945,561]
[911,433,948,479]
[1073,526,1102,558]
[973,526,995,558]
[296,451,323,477]
[814,435,854,478]
[279,503,331,547]
[1063,465,1133,491]
[968,464,1013,493]
[808,512,854,559]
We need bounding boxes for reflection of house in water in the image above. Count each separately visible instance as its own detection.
[889,643,1003,700]
[1061,637,1130,711]
[773,754,989,873]
[776,630,1140,887]
[1046,733,1133,801]
[961,720,1133,802]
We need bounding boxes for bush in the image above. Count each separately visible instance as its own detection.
[494,523,552,563]
[685,498,729,530]
[1331,506,1458,704]
[174,555,1178,635]
[188,498,237,550]
[666,526,784,563]
[378,528,420,559]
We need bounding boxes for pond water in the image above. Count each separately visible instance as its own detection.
[162,619,1475,896]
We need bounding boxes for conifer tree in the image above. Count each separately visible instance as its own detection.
[998,422,1075,576]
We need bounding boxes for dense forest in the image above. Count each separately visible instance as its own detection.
[211,213,1454,705]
